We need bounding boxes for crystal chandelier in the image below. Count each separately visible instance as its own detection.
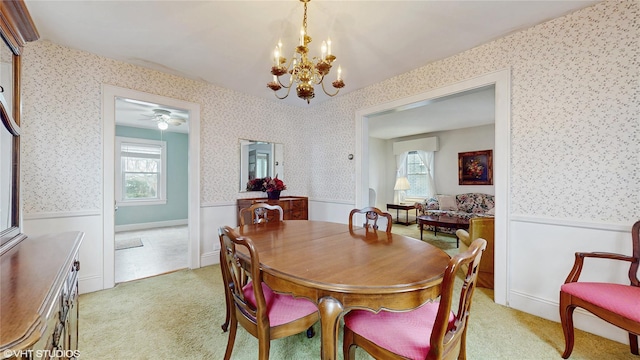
[267,0,344,104]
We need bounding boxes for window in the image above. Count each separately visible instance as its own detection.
[405,151,428,198]
[116,137,167,206]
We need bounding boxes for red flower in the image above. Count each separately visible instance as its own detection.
[262,175,287,192]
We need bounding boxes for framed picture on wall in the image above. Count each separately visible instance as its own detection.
[458,150,493,185]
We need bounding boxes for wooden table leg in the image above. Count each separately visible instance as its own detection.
[318,296,344,360]
[419,221,424,240]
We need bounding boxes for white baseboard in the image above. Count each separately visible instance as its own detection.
[79,274,103,295]
[115,219,188,232]
[200,250,220,267]
[509,290,628,345]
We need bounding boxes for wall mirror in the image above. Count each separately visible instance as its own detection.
[0,32,20,250]
[239,139,284,192]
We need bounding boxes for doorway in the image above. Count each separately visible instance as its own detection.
[102,85,201,289]
[354,69,511,305]
[113,97,190,282]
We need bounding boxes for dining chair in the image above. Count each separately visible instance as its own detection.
[224,203,285,331]
[349,207,393,233]
[559,220,640,358]
[343,238,487,360]
[218,226,319,360]
[239,203,284,226]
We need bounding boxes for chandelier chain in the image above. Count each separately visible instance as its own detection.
[303,1,308,35]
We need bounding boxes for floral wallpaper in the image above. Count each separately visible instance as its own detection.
[20,0,638,223]
[306,0,639,222]
[21,41,304,213]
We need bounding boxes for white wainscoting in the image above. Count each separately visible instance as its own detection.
[308,198,355,223]
[508,216,633,345]
[24,211,104,294]
[200,201,238,267]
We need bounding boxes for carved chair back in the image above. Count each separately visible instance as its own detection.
[348,207,393,233]
[239,203,284,226]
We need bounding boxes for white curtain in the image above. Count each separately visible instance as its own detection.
[394,152,409,203]
[416,150,436,199]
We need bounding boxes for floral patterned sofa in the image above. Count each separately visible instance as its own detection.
[415,193,495,234]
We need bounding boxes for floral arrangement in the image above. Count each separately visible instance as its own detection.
[246,178,264,191]
[246,175,287,192]
[262,175,286,193]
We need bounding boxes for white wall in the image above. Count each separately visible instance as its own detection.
[379,124,495,202]
[368,137,388,209]
[432,124,495,196]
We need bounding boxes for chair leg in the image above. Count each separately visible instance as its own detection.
[343,326,356,360]
[223,318,237,360]
[258,334,271,360]
[559,294,576,359]
[630,333,639,355]
[458,322,469,360]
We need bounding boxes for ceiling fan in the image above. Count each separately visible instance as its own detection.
[140,108,186,130]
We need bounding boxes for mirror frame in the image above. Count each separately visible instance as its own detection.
[0,0,39,252]
[239,139,284,192]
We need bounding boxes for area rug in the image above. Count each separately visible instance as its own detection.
[115,237,143,250]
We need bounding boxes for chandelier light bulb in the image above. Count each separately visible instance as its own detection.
[157,121,169,130]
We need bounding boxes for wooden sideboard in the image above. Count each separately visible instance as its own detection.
[1,232,83,360]
[237,196,308,225]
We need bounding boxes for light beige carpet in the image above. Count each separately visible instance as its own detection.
[79,261,631,359]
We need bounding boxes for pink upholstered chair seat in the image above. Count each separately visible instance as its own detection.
[344,302,455,360]
[243,282,318,327]
[561,282,640,323]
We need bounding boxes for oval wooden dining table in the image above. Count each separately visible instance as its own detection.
[235,220,451,360]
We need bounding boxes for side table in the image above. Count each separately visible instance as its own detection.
[386,203,417,226]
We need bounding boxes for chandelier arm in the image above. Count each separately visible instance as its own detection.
[276,56,299,89]
[320,78,340,97]
[273,84,293,100]
[277,76,293,89]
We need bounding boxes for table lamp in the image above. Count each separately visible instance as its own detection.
[394,177,410,203]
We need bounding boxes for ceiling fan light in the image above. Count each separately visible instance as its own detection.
[157,121,169,130]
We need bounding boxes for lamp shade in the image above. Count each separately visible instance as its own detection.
[393,177,410,191]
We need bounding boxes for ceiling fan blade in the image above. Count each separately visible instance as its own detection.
[167,118,186,126]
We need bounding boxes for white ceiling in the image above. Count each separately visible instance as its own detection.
[368,85,495,139]
[25,0,599,135]
[115,98,190,133]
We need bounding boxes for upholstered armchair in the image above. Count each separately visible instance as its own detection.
[456,217,494,289]
[559,220,640,358]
